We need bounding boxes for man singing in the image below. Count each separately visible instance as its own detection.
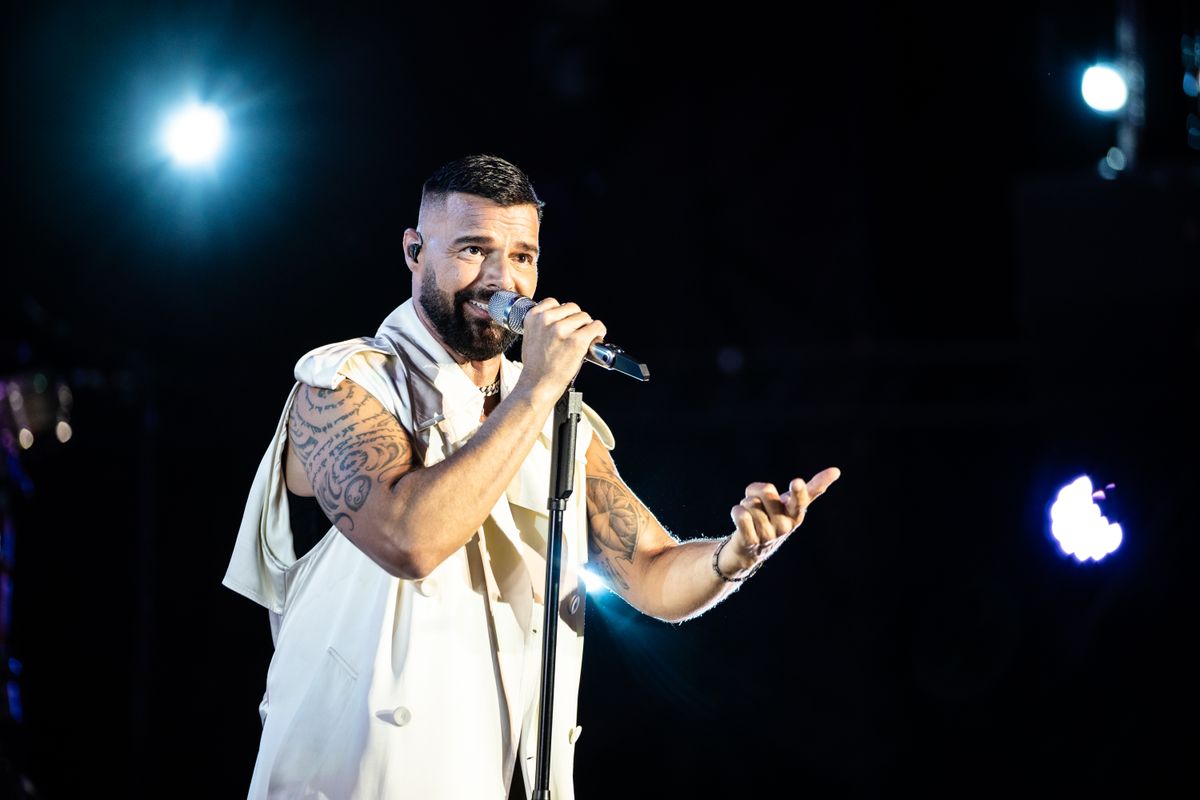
[224,154,840,798]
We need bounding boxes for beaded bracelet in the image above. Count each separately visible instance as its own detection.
[711,536,763,583]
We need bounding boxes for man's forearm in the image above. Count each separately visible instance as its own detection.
[635,536,756,623]
[385,384,555,577]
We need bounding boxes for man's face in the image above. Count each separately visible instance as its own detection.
[410,192,540,362]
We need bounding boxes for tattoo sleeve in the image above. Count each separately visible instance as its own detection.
[287,382,414,531]
[585,452,646,592]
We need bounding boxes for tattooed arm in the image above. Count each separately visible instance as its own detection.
[584,435,842,622]
[285,377,558,579]
[584,435,744,622]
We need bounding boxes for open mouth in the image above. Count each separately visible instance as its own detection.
[465,299,491,319]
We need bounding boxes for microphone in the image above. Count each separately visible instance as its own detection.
[487,290,650,381]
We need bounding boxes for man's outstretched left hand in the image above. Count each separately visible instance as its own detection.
[725,467,842,571]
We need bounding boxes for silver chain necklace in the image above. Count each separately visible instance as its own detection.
[479,377,501,397]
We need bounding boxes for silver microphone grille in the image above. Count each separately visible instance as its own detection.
[487,290,534,334]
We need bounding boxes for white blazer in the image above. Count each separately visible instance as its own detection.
[224,299,613,799]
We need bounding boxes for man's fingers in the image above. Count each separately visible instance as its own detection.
[739,497,775,544]
[744,483,792,537]
[573,320,607,347]
[745,482,780,503]
[807,467,842,496]
[527,297,560,318]
[730,505,760,550]
[784,468,841,516]
[528,299,581,328]
[734,471,841,561]
[784,478,806,517]
[534,300,598,333]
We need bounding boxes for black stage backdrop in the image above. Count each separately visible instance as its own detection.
[2,2,1196,797]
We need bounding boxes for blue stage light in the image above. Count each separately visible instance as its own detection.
[1048,475,1123,563]
[162,101,227,167]
[1081,65,1128,113]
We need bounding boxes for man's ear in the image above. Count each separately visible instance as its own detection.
[403,228,423,271]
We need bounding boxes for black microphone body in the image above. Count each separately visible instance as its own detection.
[487,291,649,381]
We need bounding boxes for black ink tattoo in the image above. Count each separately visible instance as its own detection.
[288,382,414,531]
[344,475,371,511]
[585,455,644,592]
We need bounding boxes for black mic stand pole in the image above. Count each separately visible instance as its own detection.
[531,383,582,800]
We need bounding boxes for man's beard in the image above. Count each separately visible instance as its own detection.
[418,270,520,361]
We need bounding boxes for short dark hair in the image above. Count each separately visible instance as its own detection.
[420,154,544,221]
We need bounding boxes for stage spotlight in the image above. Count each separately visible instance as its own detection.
[163,102,227,167]
[1081,65,1128,113]
[1048,475,1122,563]
[579,567,609,595]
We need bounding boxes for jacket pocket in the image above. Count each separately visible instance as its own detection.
[267,646,358,797]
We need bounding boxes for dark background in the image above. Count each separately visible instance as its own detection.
[2,1,1197,797]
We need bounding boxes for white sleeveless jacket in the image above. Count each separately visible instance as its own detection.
[224,299,613,799]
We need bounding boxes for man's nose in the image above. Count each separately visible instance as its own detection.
[479,254,516,291]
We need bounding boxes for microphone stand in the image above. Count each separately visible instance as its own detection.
[531,384,582,800]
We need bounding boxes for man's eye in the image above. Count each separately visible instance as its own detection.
[464,246,484,256]
[514,253,536,265]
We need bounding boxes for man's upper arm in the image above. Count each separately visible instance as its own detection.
[584,434,677,600]
[287,378,417,571]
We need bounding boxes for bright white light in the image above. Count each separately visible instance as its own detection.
[163,103,227,166]
[18,429,34,450]
[579,567,609,594]
[1049,475,1123,563]
[1082,65,1128,113]
[55,420,73,443]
